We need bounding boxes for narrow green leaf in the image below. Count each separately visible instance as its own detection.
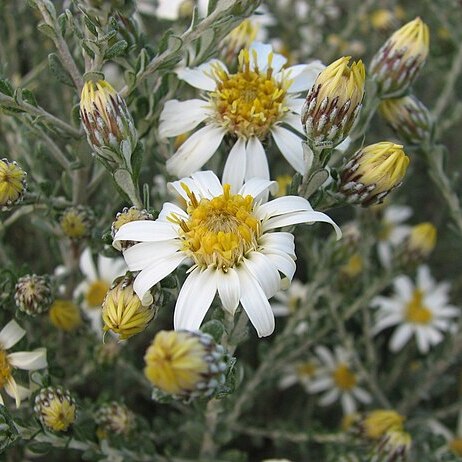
[48,53,74,87]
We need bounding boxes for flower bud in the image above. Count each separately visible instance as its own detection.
[362,410,405,440]
[301,56,365,149]
[402,222,437,263]
[102,275,158,340]
[339,142,409,206]
[49,300,82,332]
[111,206,154,251]
[144,330,227,399]
[94,401,134,439]
[379,96,433,144]
[34,387,76,432]
[375,428,412,461]
[80,80,137,167]
[0,158,26,209]
[15,274,55,316]
[339,253,363,280]
[60,206,94,240]
[370,17,429,98]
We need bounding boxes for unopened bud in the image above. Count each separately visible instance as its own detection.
[34,387,76,432]
[374,428,412,461]
[49,300,82,332]
[60,206,94,240]
[144,330,227,399]
[111,206,154,251]
[379,96,433,144]
[95,401,134,439]
[362,410,405,440]
[339,142,409,206]
[370,17,429,98]
[0,158,26,209]
[80,80,137,168]
[402,222,437,263]
[15,274,54,316]
[301,56,365,149]
[102,275,158,340]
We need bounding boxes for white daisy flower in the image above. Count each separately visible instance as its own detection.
[309,346,371,414]
[0,320,47,407]
[159,42,325,188]
[74,248,127,335]
[271,279,309,317]
[279,358,320,392]
[371,265,460,354]
[376,205,412,267]
[113,171,341,337]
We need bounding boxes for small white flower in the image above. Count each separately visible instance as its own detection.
[0,320,47,407]
[271,279,309,317]
[376,205,412,267]
[159,42,325,188]
[309,346,371,415]
[74,248,127,335]
[113,171,340,337]
[372,266,460,354]
[279,358,320,392]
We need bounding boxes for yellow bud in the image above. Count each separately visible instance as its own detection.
[0,158,26,209]
[111,206,154,250]
[60,206,94,240]
[144,330,226,398]
[49,300,82,332]
[370,17,430,97]
[379,96,433,145]
[340,142,409,206]
[376,428,412,459]
[34,387,76,432]
[339,253,363,279]
[102,276,156,340]
[80,80,137,164]
[95,401,134,438]
[403,222,437,262]
[363,410,405,440]
[302,57,365,148]
[370,9,397,31]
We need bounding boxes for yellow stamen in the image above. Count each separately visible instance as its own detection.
[333,363,357,390]
[209,48,290,139]
[0,349,12,389]
[405,289,433,324]
[172,183,260,270]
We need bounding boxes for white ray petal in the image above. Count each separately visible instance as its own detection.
[415,328,430,353]
[222,138,247,192]
[237,266,275,337]
[166,125,226,177]
[245,137,270,183]
[133,253,187,301]
[315,346,335,368]
[0,320,25,350]
[283,112,304,134]
[190,170,224,197]
[309,376,334,393]
[255,196,313,220]
[282,61,325,93]
[80,247,97,281]
[249,42,286,73]
[242,253,281,299]
[263,210,341,239]
[389,324,413,352]
[98,255,127,282]
[216,268,240,315]
[8,348,47,370]
[158,202,188,222]
[263,252,296,281]
[271,126,305,174]
[259,232,295,256]
[238,177,277,200]
[114,221,177,245]
[352,387,372,404]
[123,241,181,271]
[159,99,211,138]
[5,377,28,408]
[176,60,223,91]
[341,393,357,414]
[319,388,339,406]
[174,267,217,331]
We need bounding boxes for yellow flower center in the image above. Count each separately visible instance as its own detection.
[85,280,110,308]
[450,438,462,456]
[0,160,25,206]
[405,289,433,324]
[144,331,208,395]
[209,49,290,139]
[60,212,87,239]
[172,183,260,270]
[275,174,293,197]
[296,361,317,378]
[333,363,357,390]
[0,349,12,389]
[41,398,76,432]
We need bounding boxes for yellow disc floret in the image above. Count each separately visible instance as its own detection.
[49,300,82,332]
[333,363,357,390]
[172,184,260,270]
[0,349,12,389]
[405,289,433,324]
[209,49,290,139]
